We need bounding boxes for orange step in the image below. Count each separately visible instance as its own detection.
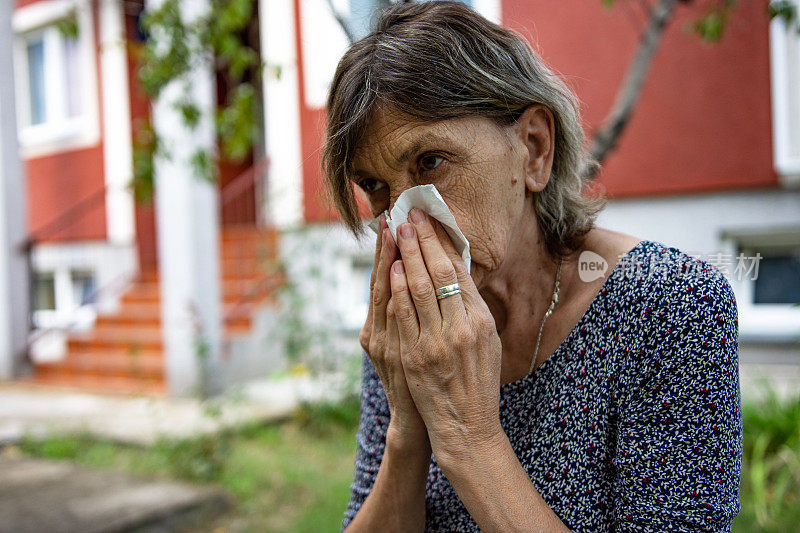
[33,225,283,394]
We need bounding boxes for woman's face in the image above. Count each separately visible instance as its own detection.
[351,106,552,289]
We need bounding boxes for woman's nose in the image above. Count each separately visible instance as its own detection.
[388,183,415,213]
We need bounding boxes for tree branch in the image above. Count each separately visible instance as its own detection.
[584,0,680,178]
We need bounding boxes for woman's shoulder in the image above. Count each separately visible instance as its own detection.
[608,239,739,390]
[618,239,738,318]
[578,230,735,317]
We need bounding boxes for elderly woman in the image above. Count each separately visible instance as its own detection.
[324,2,742,532]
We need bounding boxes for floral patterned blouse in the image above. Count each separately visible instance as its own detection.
[342,239,743,532]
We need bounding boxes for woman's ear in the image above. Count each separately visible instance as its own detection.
[516,105,555,194]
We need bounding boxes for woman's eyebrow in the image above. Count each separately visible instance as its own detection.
[395,133,457,165]
[349,132,459,181]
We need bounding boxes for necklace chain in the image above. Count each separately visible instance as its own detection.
[530,256,563,374]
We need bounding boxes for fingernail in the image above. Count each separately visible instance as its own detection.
[399,223,415,239]
[409,208,425,225]
[393,260,404,274]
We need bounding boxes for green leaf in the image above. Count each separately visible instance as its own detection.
[768,0,798,24]
[190,149,217,183]
[55,16,79,39]
[177,102,202,129]
[135,0,259,192]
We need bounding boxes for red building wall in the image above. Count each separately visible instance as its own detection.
[26,145,107,242]
[19,0,107,242]
[294,0,778,224]
[504,0,778,196]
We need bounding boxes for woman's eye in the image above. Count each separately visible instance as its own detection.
[419,154,445,172]
[357,178,386,194]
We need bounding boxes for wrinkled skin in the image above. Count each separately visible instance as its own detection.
[354,105,641,453]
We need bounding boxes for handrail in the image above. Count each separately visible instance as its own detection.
[27,186,108,245]
[25,157,276,351]
[26,268,136,347]
[220,157,269,206]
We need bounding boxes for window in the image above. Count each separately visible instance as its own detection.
[722,228,800,343]
[752,252,800,305]
[769,0,800,184]
[71,269,96,307]
[13,0,99,153]
[31,267,97,330]
[33,271,56,312]
[17,25,85,140]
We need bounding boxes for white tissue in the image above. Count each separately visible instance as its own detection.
[366,184,471,274]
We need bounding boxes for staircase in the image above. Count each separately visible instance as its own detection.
[32,226,283,395]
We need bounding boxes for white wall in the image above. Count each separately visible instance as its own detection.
[597,188,800,355]
[596,189,800,254]
[99,0,136,245]
[260,0,304,228]
[0,0,30,379]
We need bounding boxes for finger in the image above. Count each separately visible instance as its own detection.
[430,219,483,317]
[369,213,386,293]
[362,214,386,348]
[385,297,400,360]
[395,221,441,329]
[372,227,398,334]
[389,259,420,347]
[408,209,466,327]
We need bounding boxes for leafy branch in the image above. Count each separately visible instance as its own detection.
[132,0,261,200]
[587,0,797,177]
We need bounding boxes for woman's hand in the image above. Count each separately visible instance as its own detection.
[389,208,505,463]
[360,214,430,449]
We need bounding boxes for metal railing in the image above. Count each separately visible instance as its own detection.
[23,156,279,365]
[22,184,138,363]
[218,157,286,332]
[220,157,270,226]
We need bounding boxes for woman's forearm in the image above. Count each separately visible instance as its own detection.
[435,431,570,533]
[346,430,431,532]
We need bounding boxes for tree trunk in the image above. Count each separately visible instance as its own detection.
[583,0,680,178]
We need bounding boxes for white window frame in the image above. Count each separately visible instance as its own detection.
[32,266,98,332]
[721,227,800,344]
[769,0,800,186]
[12,0,100,158]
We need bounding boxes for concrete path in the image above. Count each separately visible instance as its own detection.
[0,454,229,533]
[0,373,351,446]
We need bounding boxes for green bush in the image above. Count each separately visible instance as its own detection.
[736,387,800,532]
[292,394,361,438]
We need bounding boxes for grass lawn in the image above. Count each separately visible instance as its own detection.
[13,389,800,532]
[16,396,362,533]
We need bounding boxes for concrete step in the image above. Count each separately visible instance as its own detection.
[29,374,167,396]
[94,301,262,328]
[0,457,230,532]
[122,277,282,304]
[36,352,165,380]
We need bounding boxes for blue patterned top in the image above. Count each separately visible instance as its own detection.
[342,239,743,532]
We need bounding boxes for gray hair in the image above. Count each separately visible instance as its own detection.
[322,1,606,259]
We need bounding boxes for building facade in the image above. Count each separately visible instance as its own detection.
[5,0,799,394]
